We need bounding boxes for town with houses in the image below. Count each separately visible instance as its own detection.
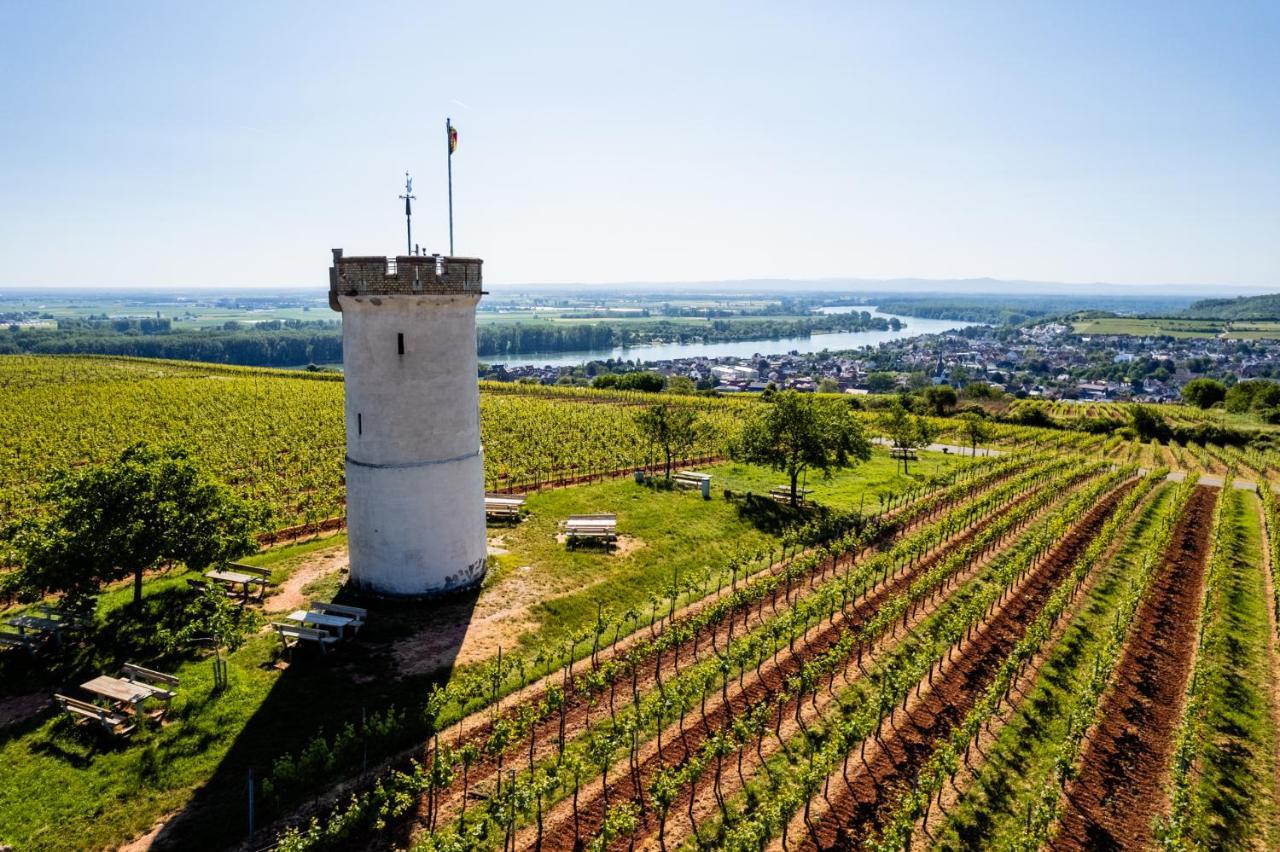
[482,320,1280,403]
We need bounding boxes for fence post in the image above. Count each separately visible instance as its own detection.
[247,767,255,838]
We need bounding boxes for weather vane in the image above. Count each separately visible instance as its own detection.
[399,171,416,255]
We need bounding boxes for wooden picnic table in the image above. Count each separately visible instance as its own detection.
[81,675,152,717]
[287,609,355,639]
[6,614,65,642]
[205,568,268,599]
[565,514,617,529]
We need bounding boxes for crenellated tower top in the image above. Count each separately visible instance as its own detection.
[328,248,483,311]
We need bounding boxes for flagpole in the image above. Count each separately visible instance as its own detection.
[446,117,455,256]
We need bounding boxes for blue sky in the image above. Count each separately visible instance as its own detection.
[1,1,1277,288]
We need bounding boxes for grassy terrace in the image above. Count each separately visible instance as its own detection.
[929,481,1176,848]
[0,450,961,851]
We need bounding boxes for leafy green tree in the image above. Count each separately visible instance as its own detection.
[1180,378,1226,409]
[816,377,841,394]
[958,411,990,457]
[922,385,958,416]
[735,390,871,506]
[663,375,697,395]
[1225,379,1280,415]
[866,372,897,393]
[8,443,264,607]
[635,403,701,480]
[879,401,937,474]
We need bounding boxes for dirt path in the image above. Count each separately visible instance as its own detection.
[263,547,348,614]
[1051,485,1216,852]
[784,481,1133,851]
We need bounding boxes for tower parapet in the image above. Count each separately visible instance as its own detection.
[329,249,483,310]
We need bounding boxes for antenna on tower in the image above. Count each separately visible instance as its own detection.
[399,172,416,255]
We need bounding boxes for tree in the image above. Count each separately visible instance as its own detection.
[866,372,897,393]
[635,403,700,480]
[817,377,841,394]
[922,385,958,416]
[664,375,697,395]
[879,402,937,474]
[8,443,263,607]
[958,411,990,457]
[735,390,871,506]
[1180,378,1226,409]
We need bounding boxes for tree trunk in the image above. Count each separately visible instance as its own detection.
[790,469,800,507]
[133,568,145,607]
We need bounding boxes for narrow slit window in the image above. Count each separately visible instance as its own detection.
[397,332,404,355]
[357,412,362,435]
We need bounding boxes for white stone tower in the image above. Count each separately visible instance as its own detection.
[329,249,487,597]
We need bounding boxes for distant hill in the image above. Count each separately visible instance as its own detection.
[1182,293,1280,319]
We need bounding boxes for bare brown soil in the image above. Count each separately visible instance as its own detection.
[1052,485,1216,852]
[792,481,1134,851]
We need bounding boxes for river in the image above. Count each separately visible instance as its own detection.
[483,307,975,368]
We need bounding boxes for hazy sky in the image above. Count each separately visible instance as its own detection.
[1,2,1277,289]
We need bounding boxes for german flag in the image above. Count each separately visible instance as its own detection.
[448,124,458,154]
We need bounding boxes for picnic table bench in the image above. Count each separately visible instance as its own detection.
[121,663,180,703]
[564,514,618,548]
[673,470,713,498]
[286,609,357,639]
[77,668,177,723]
[768,486,813,506]
[5,613,67,644]
[485,493,526,522]
[205,562,271,602]
[889,446,919,460]
[273,622,339,655]
[53,693,136,737]
[0,627,36,654]
[310,602,367,635]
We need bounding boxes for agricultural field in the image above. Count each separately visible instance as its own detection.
[1071,315,1280,340]
[5,355,1280,852]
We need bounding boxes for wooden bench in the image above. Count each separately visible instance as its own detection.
[485,493,526,523]
[310,602,367,635]
[768,486,813,505]
[272,622,338,655]
[53,694,136,736]
[889,447,919,460]
[672,471,712,492]
[0,628,35,654]
[122,663,179,702]
[564,514,618,548]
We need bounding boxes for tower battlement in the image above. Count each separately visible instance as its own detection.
[328,248,483,311]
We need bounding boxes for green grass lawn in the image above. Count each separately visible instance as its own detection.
[1188,489,1280,848]
[0,453,960,851]
[930,482,1174,849]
